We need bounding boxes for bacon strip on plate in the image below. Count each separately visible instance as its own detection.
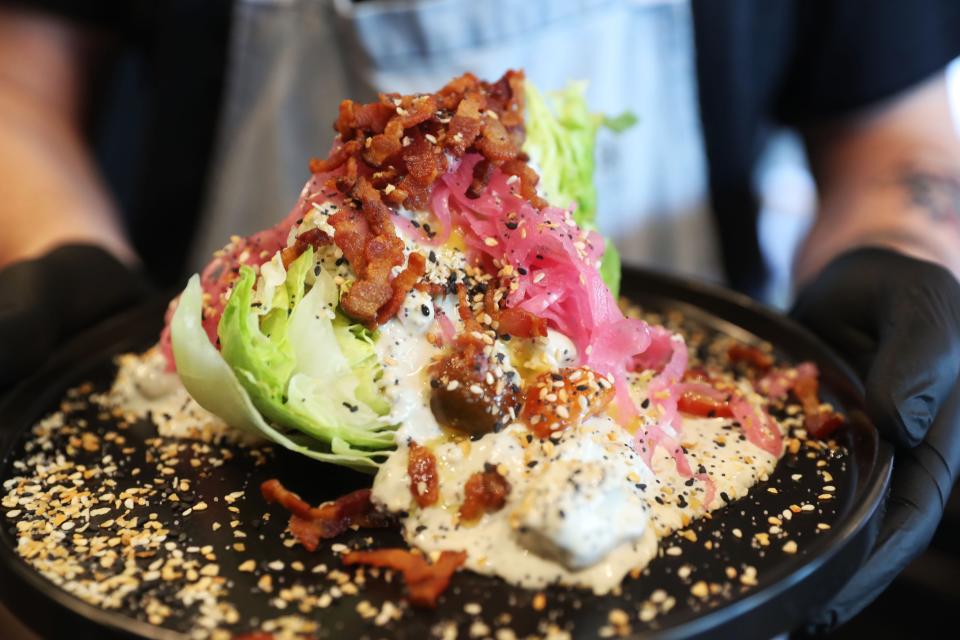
[791,363,845,438]
[727,343,774,372]
[260,480,394,552]
[342,548,467,607]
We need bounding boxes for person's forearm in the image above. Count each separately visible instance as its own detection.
[0,8,134,269]
[795,73,960,285]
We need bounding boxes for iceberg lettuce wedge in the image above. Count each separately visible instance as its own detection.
[170,275,387,472]
[217,249,395,451]
[171,245,395,472]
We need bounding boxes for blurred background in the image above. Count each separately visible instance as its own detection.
[1,1,958,637]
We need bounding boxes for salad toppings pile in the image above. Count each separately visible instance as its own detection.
[162,69,639,470]
[146,70,845,603]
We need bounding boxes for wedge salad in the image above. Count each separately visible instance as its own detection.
[112,70,844,602]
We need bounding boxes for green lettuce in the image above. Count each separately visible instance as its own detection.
[170,248,395,472]
[523,81,635,297]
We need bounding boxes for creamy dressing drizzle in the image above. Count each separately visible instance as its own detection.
[108,350,253,443]
[370,322,784,594]
[374,315,444,444]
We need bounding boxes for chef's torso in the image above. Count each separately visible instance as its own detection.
[191,0,722,282]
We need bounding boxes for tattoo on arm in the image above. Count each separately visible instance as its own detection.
[899,165,960,226]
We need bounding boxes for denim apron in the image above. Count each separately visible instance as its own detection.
[190,0,722,283]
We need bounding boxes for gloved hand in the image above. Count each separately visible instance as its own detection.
[0,244,151,391]
[791,247,960,633]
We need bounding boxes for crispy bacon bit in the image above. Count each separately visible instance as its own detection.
[335,156,360,193]
[467,158,495,198]
[340,272,392,323]
[364,118,404,167]
[337,178,407,324]
[459,464,511,522]
[376,252,427,324]
[396,174,432,211]
[487,69,526,127]
[521,367,615,438]
[677,391,735,418]
[728,343,775,372]
[335,100,394,138]
[403,130,442,186]
[408,442,439,508]
[309,139,362,174]
[475,114,517,164]
[446,91,485,155]
[437,72,480,107]
[501,157,547,209]
[392,93,439,128]
[311,70,547,326]
[456,283,480,330]
[329,207,371,274]
[260,480,394,552]
[280,227,332,268]
[792,364,845,438]
[496,307,547,339]
[342,548,467,607]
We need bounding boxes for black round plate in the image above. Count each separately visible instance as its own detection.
[0,267,892,639]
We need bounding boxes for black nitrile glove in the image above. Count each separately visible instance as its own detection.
[791,247,960,633]
[0,244,151,391]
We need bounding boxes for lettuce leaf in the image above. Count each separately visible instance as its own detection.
[523,81,634,298]
[216,248,395,455]
[598,241,622,303]
[170,274,387,472]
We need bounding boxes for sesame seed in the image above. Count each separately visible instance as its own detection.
[608,608,629,626]
[690,581,709,598]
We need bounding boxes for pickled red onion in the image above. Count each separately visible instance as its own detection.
[730,397,783,456]
[434,307,456,344]
[694,473,717,508]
